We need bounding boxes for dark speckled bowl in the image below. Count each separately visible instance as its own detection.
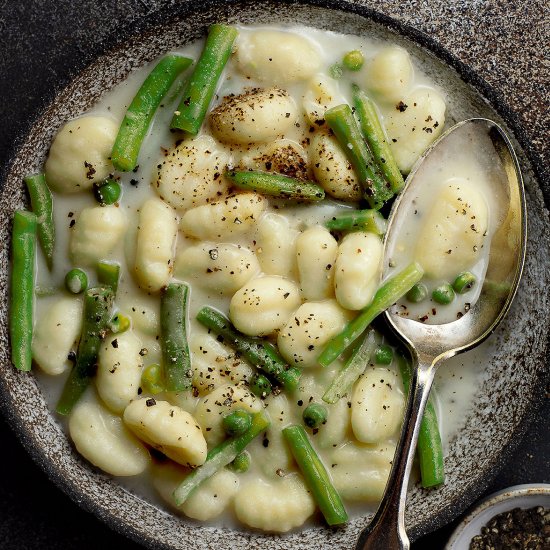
[1,1,549,549]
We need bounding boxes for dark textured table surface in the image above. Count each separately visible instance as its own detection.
[0,1,548,549]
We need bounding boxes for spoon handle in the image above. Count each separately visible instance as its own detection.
[355,355,437,550]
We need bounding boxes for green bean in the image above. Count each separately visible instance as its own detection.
[196,306,301,391]
[10,211,37,372]
[223,409,252,437]
[432,283,455,305]
[283,425,348,526]
[374,344,393,365]
[397,353,444,488]
[407,282,428,303]
[141,363,164,395]
[171,24,238,134]
[322,328,376,404]
[64,268,88,294]
[318,262,424,367]
[97,261,120,294]
[111,54,193,171]
[324,104,393,210]
[24,174,54,269]
[353,86,405,193]
[161,283,192,392]
[56,286,114,414]
[325,209,387,235]
[94,178,121,205]
[173,411,269,505]
[249,373,273,398]
[303,403,328,429]
[226,170,325,201]
[229,450,251,473]
[453,271,477,294]
[342,50,364,71]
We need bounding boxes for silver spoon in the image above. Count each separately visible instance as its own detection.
[356,118,527,550]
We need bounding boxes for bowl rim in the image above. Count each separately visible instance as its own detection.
[0,0,548,548]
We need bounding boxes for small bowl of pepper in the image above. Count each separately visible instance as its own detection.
[446,484,550,549]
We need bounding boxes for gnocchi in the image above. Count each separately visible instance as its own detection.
[366,46,412,103]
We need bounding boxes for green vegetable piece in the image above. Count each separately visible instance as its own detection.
[329,63,343,79]
[10,211,37,372]
[283,425,348,526]
[109,312,130,334]
[325,209,387,235]
[229,450,251,473]
[303,403,328,429]
[374,344,393,365]
[249,373,273,398]
[161,283,192,392]
[24,173,54,269]
[397,354,444,488]
[452,271,477,294]
[173,411,270,505]
[141,363,164,395]
[56,286,114,414]
[324,104,393,210]
[111,54,193,171]
[343,50,364,71]
[432,283,455,305]
[64,268,88,294]
[196,306,301,391]
[226,170,325,201]
[353,86,405,193]
[34,286,57,297]
[97,261,120,294]
[318,262,424,367]
[171,24,238,135]
[407,282,428,303]
[322,328,377,404]
[94,178,121,205]
[223,409,252,437]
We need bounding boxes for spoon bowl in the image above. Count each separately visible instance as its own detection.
[357,118,527,549]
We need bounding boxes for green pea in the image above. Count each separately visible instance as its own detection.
[110,312,131,334]
[230,450,251,473]
[374,344,393,365]
[432,283,455,305]
[407,282,428,303]
[329,62,344,80]
[94,178,121,205]
[343,50,364,71]
[250,373,272,398]
[453,271,477,294]
[223,409,252,437]
[141,363,164,395]
[64,268,88,294]
[303,403,328,429]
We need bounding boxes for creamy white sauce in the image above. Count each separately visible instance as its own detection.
[32,24,495,531]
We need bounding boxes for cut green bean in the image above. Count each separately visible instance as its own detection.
[141,363,164,395]
[173,411,269,505]
[353,86,405,193]
[322,328,377,404]
[56,286,114,414]
[196,306,301,391]
[94,178,121,205]
[97,261,120,294]
[226,170,325,201]
[318,262,424,367]
[24,174,54,269]
[64,268,88,294]
[10,211,37,372]
[112,54,193,171]
[161,283,192,392]
[325,209,387,235]
[283,425,348,526]
[171,24,238,134]
[397,353,444,488]
[303,403,328,429]
[324,103,393,210]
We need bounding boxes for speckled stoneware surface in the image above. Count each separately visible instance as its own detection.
[0,1,548,549]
